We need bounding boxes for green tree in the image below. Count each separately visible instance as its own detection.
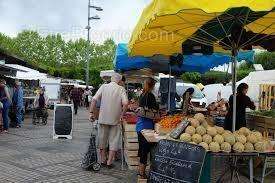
[254,52,275,70]
[181,72,202,83]
[0,30,116,87]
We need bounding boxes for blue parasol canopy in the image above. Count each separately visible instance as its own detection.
[114,43,254,74]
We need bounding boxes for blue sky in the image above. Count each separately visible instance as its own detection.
[0,0,151,43]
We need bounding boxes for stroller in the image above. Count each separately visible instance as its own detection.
[32,107,48,125]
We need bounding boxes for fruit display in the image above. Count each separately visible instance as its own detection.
[159,114,183,129]
[174,113,271,153]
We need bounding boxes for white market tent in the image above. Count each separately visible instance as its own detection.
[5,64,48,80]
[203,70,275,105]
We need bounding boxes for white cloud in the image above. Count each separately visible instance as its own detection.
[0,0,151,43]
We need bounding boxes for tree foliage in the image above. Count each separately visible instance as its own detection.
[254,52,275,70]
[181,72,201,83]
[0,30,116,87]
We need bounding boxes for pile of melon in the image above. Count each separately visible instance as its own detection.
[179,113,269,153]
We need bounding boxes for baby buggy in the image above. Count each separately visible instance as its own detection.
[32,107,48,125]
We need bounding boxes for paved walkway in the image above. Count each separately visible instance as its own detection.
[0,108,136,183]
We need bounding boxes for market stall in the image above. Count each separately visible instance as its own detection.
[123,0,275,182]
[141,113,275,182]
[4,64,48,111]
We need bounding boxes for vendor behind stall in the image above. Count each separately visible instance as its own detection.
[225,83,256,131]
[182,87,195,114]
[136,78,159,179]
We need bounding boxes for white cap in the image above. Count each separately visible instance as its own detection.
[111,73,122,83]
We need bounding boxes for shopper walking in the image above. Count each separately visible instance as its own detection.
[0,79,11,133]
[84,87,92,109]
[90,73,128,169]
[12,80,24,128]
[34,87,49,124]
[70,86,82,115]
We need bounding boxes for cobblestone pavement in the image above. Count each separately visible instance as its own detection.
[0,108,137,183]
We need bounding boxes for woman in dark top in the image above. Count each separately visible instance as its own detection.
[136,78,158,179]
[182,87,195,114]
[225,83,256,131]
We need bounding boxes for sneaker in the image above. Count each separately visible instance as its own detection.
[3,130,8,133]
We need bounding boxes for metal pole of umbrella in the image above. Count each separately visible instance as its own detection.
[232,49,238,132]
[168,65,171,112]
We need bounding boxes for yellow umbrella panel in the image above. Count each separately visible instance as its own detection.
[129,0,275,57]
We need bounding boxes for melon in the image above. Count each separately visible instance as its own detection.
[207,127,217,137]
[244,142,254,152]
[192,134,203,144]
[180,133,191,142]
[189,118,200,128]
[213,134,224,144]
[221,142,231,152]
[185,126,196,135]
[199,142,209,150]
[233,142,245,152]
[196,126,206,136]
[209,142,220,152]
[202,134,212,144]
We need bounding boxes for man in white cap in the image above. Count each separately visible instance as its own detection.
[90,73,128,169]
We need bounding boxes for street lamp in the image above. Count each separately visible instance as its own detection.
[86,0,103,87]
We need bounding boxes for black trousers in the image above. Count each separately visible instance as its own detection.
[73,101,79,115]
[138,132,153,165]
[85,96,89,108]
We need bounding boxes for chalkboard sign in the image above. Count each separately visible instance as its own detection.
[150,140,206,183]
[53,104,73,139]
[169,120,189,139]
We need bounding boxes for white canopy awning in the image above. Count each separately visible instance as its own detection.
[5,64,48,80]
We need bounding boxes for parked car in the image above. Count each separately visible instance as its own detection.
[154,82,208,109]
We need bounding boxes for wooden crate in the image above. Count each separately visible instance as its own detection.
[259,84,275,110]
[247,113,275,136]
[125,141,139,150]
[124,122,136,132]
[137,178,147,183]
[127,164,150,171]
[124,131,138,139]
[125,150,138,157]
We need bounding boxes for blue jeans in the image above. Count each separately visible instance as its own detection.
[1,100,10,130]
[16,106,24,126]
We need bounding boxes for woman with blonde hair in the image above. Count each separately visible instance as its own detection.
[136,77,158,179]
